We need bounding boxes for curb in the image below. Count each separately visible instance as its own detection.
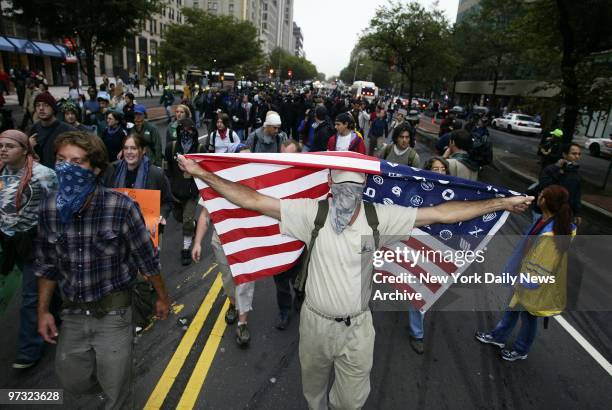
[416,127,612,221]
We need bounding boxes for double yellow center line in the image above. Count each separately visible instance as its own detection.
[144,272,228,409]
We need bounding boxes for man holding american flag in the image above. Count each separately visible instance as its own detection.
[177,153,533,410]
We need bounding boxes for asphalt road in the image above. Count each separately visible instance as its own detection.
[486,126,612,191]
[0,122,610,409]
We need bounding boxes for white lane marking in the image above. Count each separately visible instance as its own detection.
[554,315,612,377]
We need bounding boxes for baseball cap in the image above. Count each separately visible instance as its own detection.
[134,104,147,115]
[330,170,366,184]
[550,129,563,138]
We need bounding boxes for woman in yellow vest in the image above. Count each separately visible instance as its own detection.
[475,185,576,361]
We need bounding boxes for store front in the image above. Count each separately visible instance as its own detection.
[0,36,74,86]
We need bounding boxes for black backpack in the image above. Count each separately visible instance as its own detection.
[469,131,493,166]
[208,129,235,153]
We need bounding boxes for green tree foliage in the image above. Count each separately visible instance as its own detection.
[160,8,263,78]
[514,0,612,141]
[268,47,318,81]
[338,47,401,90]
[6,0,161,86]
[359,1,458,102]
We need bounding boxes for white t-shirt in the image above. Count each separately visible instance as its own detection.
[335,133,352,151]
[212,130,239,153]
[280,198,417,317]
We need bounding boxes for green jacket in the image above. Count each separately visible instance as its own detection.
[130,121,163,166]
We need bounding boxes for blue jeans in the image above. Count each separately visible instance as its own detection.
[235,128,246,142]
[491,309,538,354]
[17,262,44,362]
[195,110,202,128]
[408,309,424,339]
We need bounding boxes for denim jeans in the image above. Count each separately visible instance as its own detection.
[491,309,538,354]
[235,128,246,142]
[16,261,44,363]
[408,309,424,339]
[273,264,299,314]
[195,110,202,128]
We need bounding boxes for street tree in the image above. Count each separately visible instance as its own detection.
[359,1,457,102]
[157,26,189,89]
[515,0,612,142]
[268,47,318,81]
[6,0,161,87]
[161,8,262,76]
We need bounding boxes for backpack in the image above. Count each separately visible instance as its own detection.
[469,131,493,166]
[294,200,380,293]
[208,129,235,153]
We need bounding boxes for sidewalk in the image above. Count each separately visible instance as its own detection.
[3,85,166,108]
[4,85,178,124]
[416,118,612,219]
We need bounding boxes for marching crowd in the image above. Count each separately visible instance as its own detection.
[0,76,582,409]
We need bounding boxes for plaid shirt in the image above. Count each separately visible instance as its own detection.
[34,186,160,303]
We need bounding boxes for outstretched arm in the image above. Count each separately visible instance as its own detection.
[177,155,281,220]
[415,196,533,227]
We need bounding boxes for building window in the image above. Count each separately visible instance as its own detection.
[229,3,234,12]
[262,22,267,31]
[263,3,267,11]
[194,1,199,8]
[263,13,267,20]
[162,7,166,17]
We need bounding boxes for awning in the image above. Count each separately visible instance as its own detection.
[33,41,66,58]
[5,37,41,55]
[0,37,16,53]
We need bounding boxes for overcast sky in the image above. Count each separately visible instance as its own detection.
[293,0,459,78]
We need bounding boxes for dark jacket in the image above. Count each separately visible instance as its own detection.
[30,120,75,169]
[163,128,204,200]
[538,163,582,216]
[369,117,388,139]
[104,160,175,219]
[311,120,335,152]
[230,101,250,130]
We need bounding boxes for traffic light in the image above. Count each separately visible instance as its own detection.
[220,72,224,81]
[288,69,293,78]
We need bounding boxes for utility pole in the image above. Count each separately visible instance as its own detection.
[352,53,360,84]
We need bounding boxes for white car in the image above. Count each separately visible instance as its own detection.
[492,114,542,135]
[584,136,612,157]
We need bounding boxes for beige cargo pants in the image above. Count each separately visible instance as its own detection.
[299,306,375,410]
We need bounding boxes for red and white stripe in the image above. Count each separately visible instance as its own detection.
[187,152,381,284]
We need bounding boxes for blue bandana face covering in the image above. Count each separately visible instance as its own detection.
[55,161,97,223]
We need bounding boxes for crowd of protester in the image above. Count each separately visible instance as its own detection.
[0,76,579,409]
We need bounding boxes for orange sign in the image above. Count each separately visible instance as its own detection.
[114,188,161,247]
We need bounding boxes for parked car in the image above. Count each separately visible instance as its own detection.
[450,105,467,119]
[491,113,542,135]
[584,136,612,157]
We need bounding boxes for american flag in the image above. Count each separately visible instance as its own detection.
[187,151,521,312]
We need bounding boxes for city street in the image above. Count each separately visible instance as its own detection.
[1,122,610,409]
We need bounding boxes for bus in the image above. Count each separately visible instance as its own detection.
[350,81,379,102]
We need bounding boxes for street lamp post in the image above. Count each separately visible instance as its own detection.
[352,54,363,84]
